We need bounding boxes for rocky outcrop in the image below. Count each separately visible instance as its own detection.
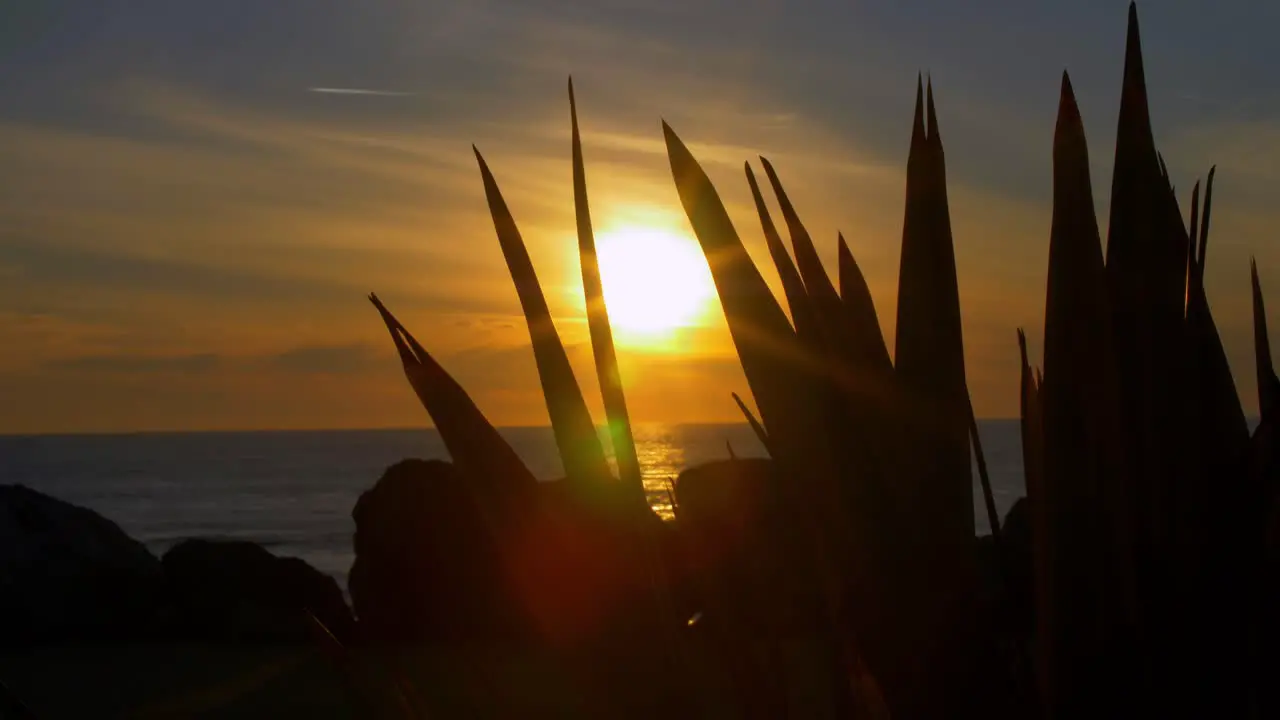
[674,458,790,631]
[674,458,776,564]
[162,538,354,644]
[0,484,355,647]
[0,484,165,645]
[348,459,524,645]
[996,497,1035,637]
[974,497,1035,636]
[349,458,683,651]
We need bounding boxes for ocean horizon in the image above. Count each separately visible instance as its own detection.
[0,422,1027,584]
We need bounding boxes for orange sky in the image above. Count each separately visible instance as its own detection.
[2,2,1278,433]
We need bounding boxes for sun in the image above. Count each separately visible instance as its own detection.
[592,225,716,345]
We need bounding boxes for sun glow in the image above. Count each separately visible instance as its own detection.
[592,225,716,346]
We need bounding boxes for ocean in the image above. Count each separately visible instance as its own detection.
[0,422,1026,584]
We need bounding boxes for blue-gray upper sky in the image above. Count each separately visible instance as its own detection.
[2,1,1277,432]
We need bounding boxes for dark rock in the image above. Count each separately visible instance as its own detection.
[350,458,682,652]
[518,472,679,648]
[345,458,731,713]
[1000,498,1035,631]
[675,458,775,555]
[0,484,165,645]
[670,459,799,715]
[673,459,797,631]
[348,459,523,645]
[162,538,354,644]
[974,497,1034,635]
[1000,497,1031,551]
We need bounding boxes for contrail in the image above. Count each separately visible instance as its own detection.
[309,87,414,97]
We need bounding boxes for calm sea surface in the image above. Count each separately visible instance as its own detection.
[0,422,1025,584]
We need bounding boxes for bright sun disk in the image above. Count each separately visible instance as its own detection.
[593,226,715,344]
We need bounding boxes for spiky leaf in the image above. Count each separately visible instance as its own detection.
[368,294,537,495]
[745,162,818,345]
[474,149,612,485]
[837,232,892,374]
[661,122,827,473]
[1253,260,1280,417]
[893,77,974,542]
[568,79,644,500]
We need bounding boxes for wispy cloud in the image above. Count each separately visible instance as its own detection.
[308,87,415,97]
[49,352,223,375]
[1,0,1277,431]
[266,343,382,374]
[46,343,387,377]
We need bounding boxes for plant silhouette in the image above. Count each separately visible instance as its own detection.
[363,4,1279,717]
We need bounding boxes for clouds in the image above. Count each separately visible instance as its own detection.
[44,343,382,376]
[48,353,222,375]
[308,88,417,97]
[0,1,1278,431]
[266,344,382,374]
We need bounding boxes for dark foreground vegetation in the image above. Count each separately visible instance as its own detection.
[2,4,1278,717]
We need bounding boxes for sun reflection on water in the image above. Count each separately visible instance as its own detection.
[600,422,769,520]
[632,425,686,521]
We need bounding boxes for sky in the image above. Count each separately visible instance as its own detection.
[1,0,1278,433]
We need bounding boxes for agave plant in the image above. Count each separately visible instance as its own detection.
[368,83,710,718]
[366,3,1278,717]
[1018,5,1277,717]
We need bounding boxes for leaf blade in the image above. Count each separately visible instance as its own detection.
[569,79,644,500]
[474,148,612,485]
[368,293,537,493]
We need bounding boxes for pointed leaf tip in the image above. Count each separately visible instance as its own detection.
[744,157,810,344]
[837,231,854,287]
[758,155,841,308]
[1125,1,1145,71]
[1198,165,1216,270]
[731,392,771,452]
[663,123,696,171]
[1060,71,1078,112]
[1056,74,1085,142]
[661,121,689,159]
[926,76,938,139]
[912,76,925,140]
